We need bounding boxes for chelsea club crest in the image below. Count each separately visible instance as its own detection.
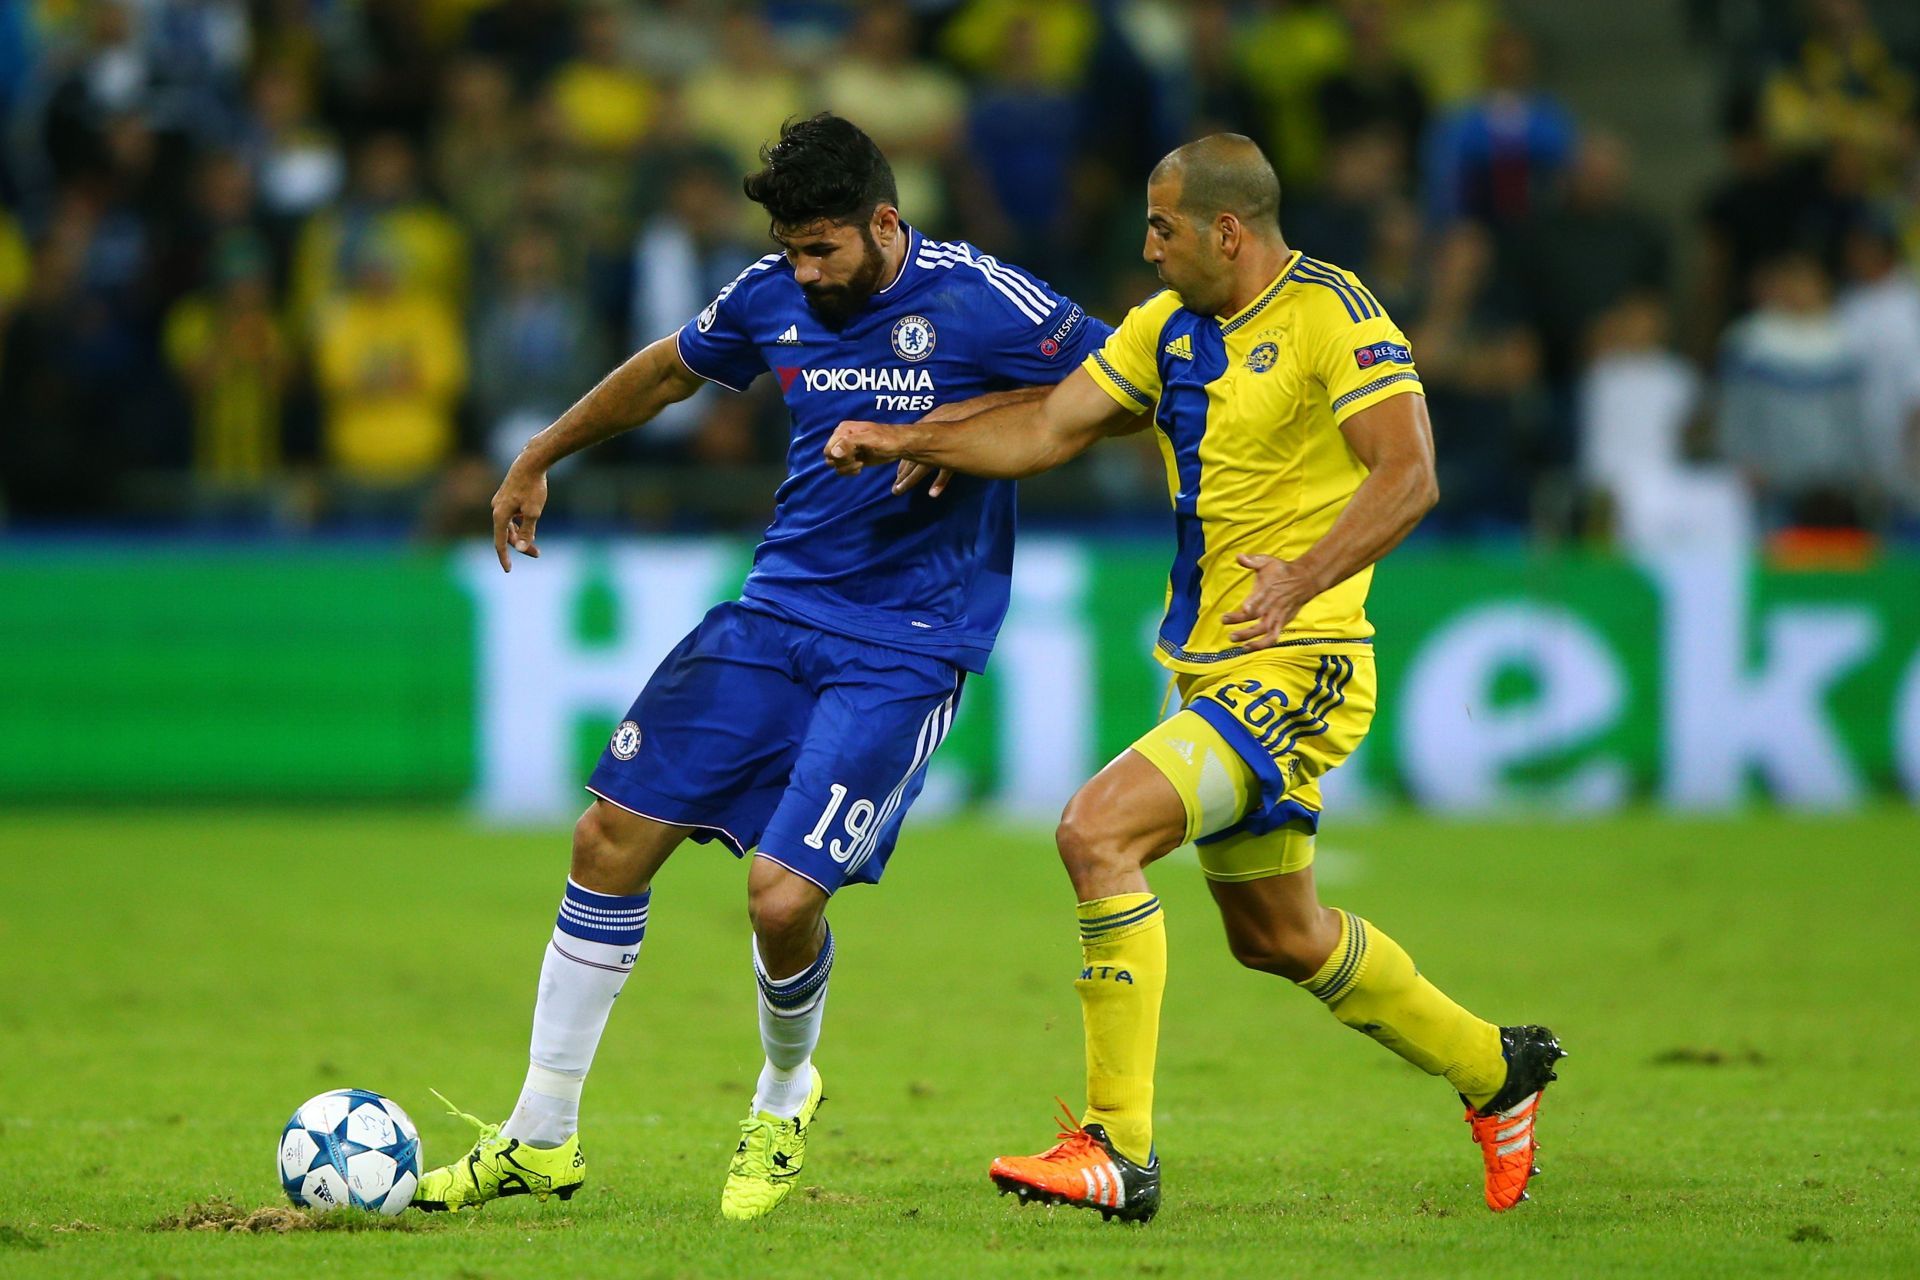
[891,314,936,363]
[610,720,642,761]
[1246,341,1280,373]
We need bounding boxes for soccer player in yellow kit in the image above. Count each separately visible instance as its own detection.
[826,134,1563,1222]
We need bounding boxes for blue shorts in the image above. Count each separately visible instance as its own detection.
[587,601,965,894]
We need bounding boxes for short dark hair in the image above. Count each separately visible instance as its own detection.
[1151,134,1282,231]
[743,113,898,230]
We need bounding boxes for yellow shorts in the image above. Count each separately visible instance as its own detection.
[1130,651,1376,883]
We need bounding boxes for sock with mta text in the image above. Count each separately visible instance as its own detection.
[1075,893,1166,1165]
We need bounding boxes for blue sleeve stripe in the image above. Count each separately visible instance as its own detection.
[1291,270,1361,322]
[1331,370,1421,412]
[1297,262,1374,322]
[1092,351,1155,407]
[1290,259,1382,320]
[1298,259,1377,318]
[1306,260,1385,317]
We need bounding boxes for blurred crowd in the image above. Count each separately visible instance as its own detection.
[1,0,1919,550]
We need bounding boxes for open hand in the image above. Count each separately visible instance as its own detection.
[1221,553,1324,648]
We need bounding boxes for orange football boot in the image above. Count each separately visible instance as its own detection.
[989,1103,1160,1223]
[1465,1025,1566,1211]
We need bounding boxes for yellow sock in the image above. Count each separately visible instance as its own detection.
[1300,909,1506,1108]
[1074,893,1165,1164]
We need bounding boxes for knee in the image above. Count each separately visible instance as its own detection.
[748,874,824,951]
[1054,764,1187,898]
[572,805,618,868]
[570,804,645,890]
[1054,802,1130,890]
[1055,792,1177,896]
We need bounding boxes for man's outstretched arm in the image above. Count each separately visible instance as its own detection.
[492,335,707,571]
[826,366,1145,481]
[887,386,1050,497]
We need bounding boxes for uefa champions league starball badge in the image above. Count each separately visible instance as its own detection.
[891,315,935,362]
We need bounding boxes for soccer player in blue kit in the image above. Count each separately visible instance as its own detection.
[411,114,1109,1220]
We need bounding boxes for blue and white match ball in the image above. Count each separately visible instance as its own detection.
[278,1089,422,1215]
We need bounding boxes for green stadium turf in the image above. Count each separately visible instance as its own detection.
[0,809,1914,1278]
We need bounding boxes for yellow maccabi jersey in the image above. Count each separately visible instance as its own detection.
[1084,250,1423,673]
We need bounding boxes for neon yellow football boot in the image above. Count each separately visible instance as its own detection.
[411,1091,586,1212]
[720,1067,825,1221]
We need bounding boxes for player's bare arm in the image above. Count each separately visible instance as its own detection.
[888,386,1051,497]
[491,335,707,572]
[1223,391,1438,647]
[826,367,1141,481]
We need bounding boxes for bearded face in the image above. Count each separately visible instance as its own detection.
[776,214,894,329]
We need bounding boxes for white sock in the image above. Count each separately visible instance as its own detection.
[502,879,650,1148]
[750,926,834,1118]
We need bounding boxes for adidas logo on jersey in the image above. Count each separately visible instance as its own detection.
[1163,334,1193,361]
[775,325,801,344]
[1167,738,1195,764]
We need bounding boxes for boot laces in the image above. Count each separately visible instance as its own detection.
[430,1087,505,1149]
[1035,1097,1102,1163]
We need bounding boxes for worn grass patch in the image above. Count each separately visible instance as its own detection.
[148,1197,424,1234]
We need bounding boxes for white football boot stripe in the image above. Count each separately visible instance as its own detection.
[1496,1091,1540,1119]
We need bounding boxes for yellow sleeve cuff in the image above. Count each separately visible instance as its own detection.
[1084,351,1156,412]
[1329,373,1423,425]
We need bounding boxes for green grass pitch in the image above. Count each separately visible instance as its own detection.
[0,809,1915,1278]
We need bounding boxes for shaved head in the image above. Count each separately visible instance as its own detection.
[1149,134,1281,231]
[1140,133,1291,317]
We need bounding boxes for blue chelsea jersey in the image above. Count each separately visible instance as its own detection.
[674,228,1110,672]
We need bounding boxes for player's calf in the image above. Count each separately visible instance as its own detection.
[1215,871,1343,982]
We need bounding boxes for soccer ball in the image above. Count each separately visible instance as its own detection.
[278,1089,422,1215]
